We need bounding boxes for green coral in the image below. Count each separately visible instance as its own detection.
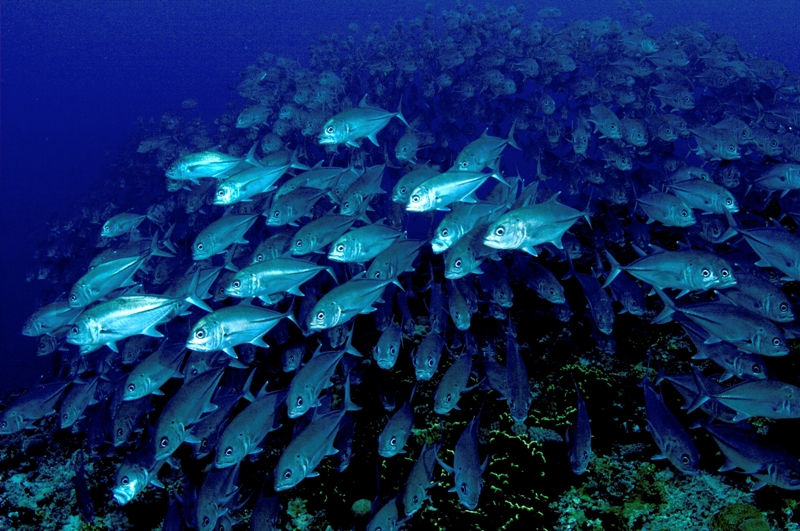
[286,498,314,531]
[710,503,770,531]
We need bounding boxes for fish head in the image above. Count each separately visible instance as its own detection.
[68,282,93,308]
[215,436,247,469]
[100,220,117,238]
[0,410,25,435]
[60,405,78,429]
[291,232,316,256]
[122,373,152,401]
[767,459,800,490]
[340,195,362,217]
[754,330,790,357]
[413,352,440,381]
[307,300,341,331]
[192,235,216,261]
[378,428,405,458]
[396,138,417,161]
[453,153,481,172]
[286,387,312,419]
[318,118,348,146]
[187,317,223,353]
[67,317,101,346]
[37,335,58,355]
[214,183,238,206]
[444,251,474,280]
[21,317,42,337]
[375,340,400,371]
[112,463,146,505]
[732,355,768,380]
[224,272,257,298]
[666,439,700,475]
[274,453,310,491]
[405,184,437,213]
[431,222,460,254]
[265,205,289,227]
[154,419,185,460]
[454,470,482,510]
[282,346,303,372]
[483,215,525,250]
[327,237,353,262]
[668,203,696,227]
[567,431,591,475]
[433,388,457,415]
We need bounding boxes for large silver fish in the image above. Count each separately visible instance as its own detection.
[318,95,408,148]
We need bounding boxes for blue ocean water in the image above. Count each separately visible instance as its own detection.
[1,1,799,529]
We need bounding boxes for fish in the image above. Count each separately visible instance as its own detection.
[378,386,415,457]
[101,213,148,238]
[636,189,696,227]
[483,193,590,256]
[111,447,167,505]
[235,104,271,128]
[752,163,800,197]
[365,238,425,281]
[215,387,287,469]
[566,375,592,475]
[412,332,445,381]
[264,187,326,227]
[392,165,441,205]
[192,214,258,261]
[374,322,402,370]
[22,300,83,337]
[604,247,736,298]
[588,104,623,139]
[318,95,408,148]
[433,353,474,414]
[505,327,531,422]
[737,225,800,282]
[290,213,357,256]
[0,380,70,435]
[640,367,700,475]
[654,289,790,357]
[437,408,488,510]
[152,366,226,460]
[666,179,739,215]
[286,341,359,419]
[213,158,301,206]
[59,377,99,429]
[703,422,800,490]
[432,202,506,254]
[274,378,358,491]
[366,497,404,531]
[166,146,259,182]
[401,442,440,516]
[121,342,186,401]
[406,169,508,212]
[307,275,394,330]
[453,124,519,172]
[68,253,149,308]
[186,303,297,357]
[195,464,241,531]
[327,221,404,263]
[691,370,800,421]
[225,257,334,302]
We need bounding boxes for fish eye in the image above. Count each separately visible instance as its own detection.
[445,393,451,403]
[460,161,468,168]
[390,436,396,446]
[196,243,204,251]
[201,438,208,448]
[725,198,732,205]
[721,269,729,277]
[681,209,688,217]
[441,228,449,236]
[70,293,77,301]
[195,329,206,339]
[317,311,325,320]
[780,303,789,312]
[326,126,334,134]
[389,346,396,354]
[117,427,124,437]
[752,364,762,373]
[791,470,800,480]
[62,413,69,421]
[771,140,778,147]
[71,326,79,334]
[701,268,710,277]
[495,226,505,236]
[295,239,303,247]
[160,436,169,448]
[225,447,233,456]
[121,476,129,485]
[127,383,136,392]
[282,469,292,479]
[399,186,406,193]
[217,190,225,197]
[426,357,434,367]
[680,454,691,465]
[454,259,462,268]
[296,397,303,406]
[460,483,467,494]
[203,517,210,527]
[410,195,420,203]
[256,254,264,262]
[412,495,419,504]
[773,337,781,346]
[273,211,280,218]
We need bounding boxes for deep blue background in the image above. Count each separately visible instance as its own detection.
[1,0,798,392]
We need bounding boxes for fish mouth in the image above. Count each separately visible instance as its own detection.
[112,487,134,505]
[318,136,336,145]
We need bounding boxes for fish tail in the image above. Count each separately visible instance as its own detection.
[506,120,520,150]
[651,287,676,325]
[602,251,622,288]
